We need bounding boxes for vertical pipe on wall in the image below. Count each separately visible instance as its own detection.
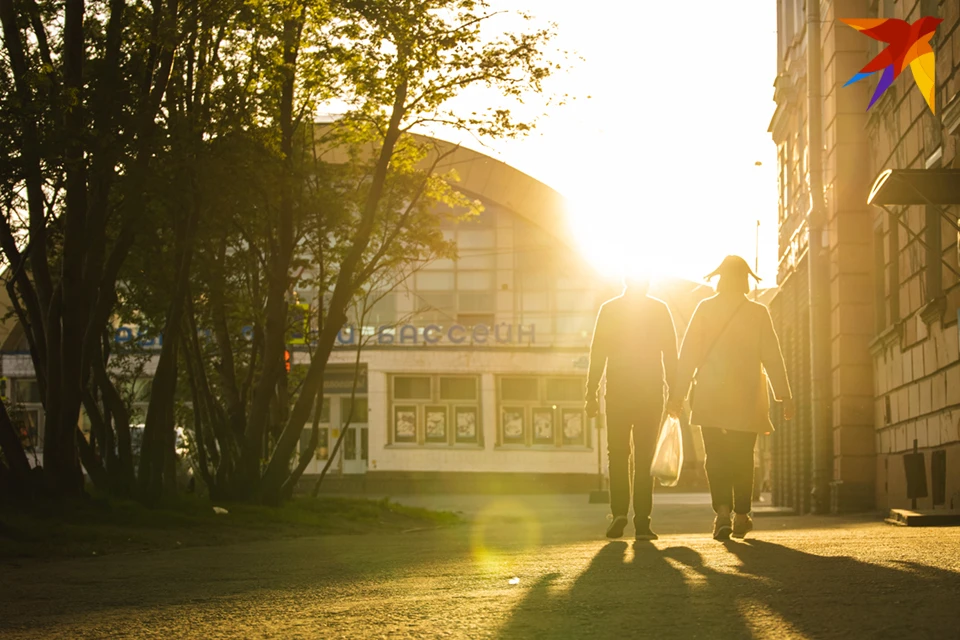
[806,0,831,513]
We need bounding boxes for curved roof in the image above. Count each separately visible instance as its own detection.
[314,125,577,250]
[413,134,577,249]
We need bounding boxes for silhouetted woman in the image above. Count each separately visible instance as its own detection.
[667,255,794,540]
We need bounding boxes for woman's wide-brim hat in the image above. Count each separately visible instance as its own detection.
[705,255,761,281]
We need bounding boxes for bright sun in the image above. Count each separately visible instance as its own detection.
[562,158,779,285]
[421,1,782,286]
[565,189,675,281]
[469,0,781,286]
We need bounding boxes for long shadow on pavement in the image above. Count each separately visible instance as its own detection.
[498,540,751,639]
[499,537,960,639]
[714,538,960,638]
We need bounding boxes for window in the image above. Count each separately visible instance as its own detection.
[555,316,591,336]
[341,397,368,423]
[423,257,455,270]
[925,205,943,302]
[417,292,455,312]
[389,375,481,446]
[457,251,496,270]
[458,293,494,313]
[502,406,525,444]
[299,426,330,460]
[317,428,329,459]
[310,397,331,422]
[343,428,357,460]
[416,271,455,290]
[458,230,495,249]
[394,376,431,400]
[496,376,588,448]
[301,397,331,459]
[458,271,494,290]
[501,377,538,402]
[394,406,418,443]
[13,379,40,404]
[521,292,548,312]
[367,293,397,326]
[425,406,448,443]
[454,406,479,444]
[561,409,586,446]
[546,378,584,402]
[415,292,455,325]
[888,211,901,324]
[457,313,494,328]
[10,408,40,449]
[440,377,477,400]
[532,408,554,445]
[411,223,497,321]
[875,224,887,331]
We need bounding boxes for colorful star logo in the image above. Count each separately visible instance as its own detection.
[841,17,943,114]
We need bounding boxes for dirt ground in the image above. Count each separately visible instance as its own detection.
[2,494,959,639]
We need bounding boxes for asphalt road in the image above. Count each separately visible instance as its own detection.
[2,494,959,639]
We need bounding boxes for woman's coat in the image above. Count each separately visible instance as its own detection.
[672,292,792,434]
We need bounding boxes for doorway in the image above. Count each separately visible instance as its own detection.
[337,396,368,475]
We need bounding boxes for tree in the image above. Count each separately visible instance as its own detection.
[0,0,561,506]
[256,0,558,504]
[0,0,193,499]
[178,0,560,504]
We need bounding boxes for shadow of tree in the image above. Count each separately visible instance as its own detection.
[499,538,960,639]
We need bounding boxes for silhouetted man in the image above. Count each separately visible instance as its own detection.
[586,277,678,540]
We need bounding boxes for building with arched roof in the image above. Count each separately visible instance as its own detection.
[1,132,714,493]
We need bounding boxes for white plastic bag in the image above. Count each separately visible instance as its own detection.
[650,415,684,487]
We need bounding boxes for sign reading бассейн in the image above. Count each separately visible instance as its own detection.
[340,323,535,346]
[112,322,537,348]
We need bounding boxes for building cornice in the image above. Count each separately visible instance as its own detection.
[769,74,799,141]
[919,295,947,327]
[868,322,903,357]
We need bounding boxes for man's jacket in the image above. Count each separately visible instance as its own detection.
[586,293,678,403]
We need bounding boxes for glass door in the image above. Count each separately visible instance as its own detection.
[339,396,368,475]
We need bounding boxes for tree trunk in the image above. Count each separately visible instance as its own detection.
[75,426,109,492]
[241,8,304,497]
[0,400,33,501]
[259,81,407,503]
[138,205,199,503]
[51,0,91,499]
[280,388,321,501]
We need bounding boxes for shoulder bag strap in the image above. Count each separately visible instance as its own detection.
[697,298,749,372]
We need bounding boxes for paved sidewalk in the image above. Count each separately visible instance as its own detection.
[1,494,958,639]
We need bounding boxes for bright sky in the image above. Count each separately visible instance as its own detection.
[441,1,781,285]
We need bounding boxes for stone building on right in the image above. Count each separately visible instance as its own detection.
[770,0,960,513]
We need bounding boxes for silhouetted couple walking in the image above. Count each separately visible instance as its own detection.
[585,256,794,541]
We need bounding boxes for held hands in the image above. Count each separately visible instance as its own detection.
[781,397,796,421]
[665,395,683,419]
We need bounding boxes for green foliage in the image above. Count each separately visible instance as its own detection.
[0,0,564,504]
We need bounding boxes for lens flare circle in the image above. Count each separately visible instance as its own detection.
[469,500,542,575]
